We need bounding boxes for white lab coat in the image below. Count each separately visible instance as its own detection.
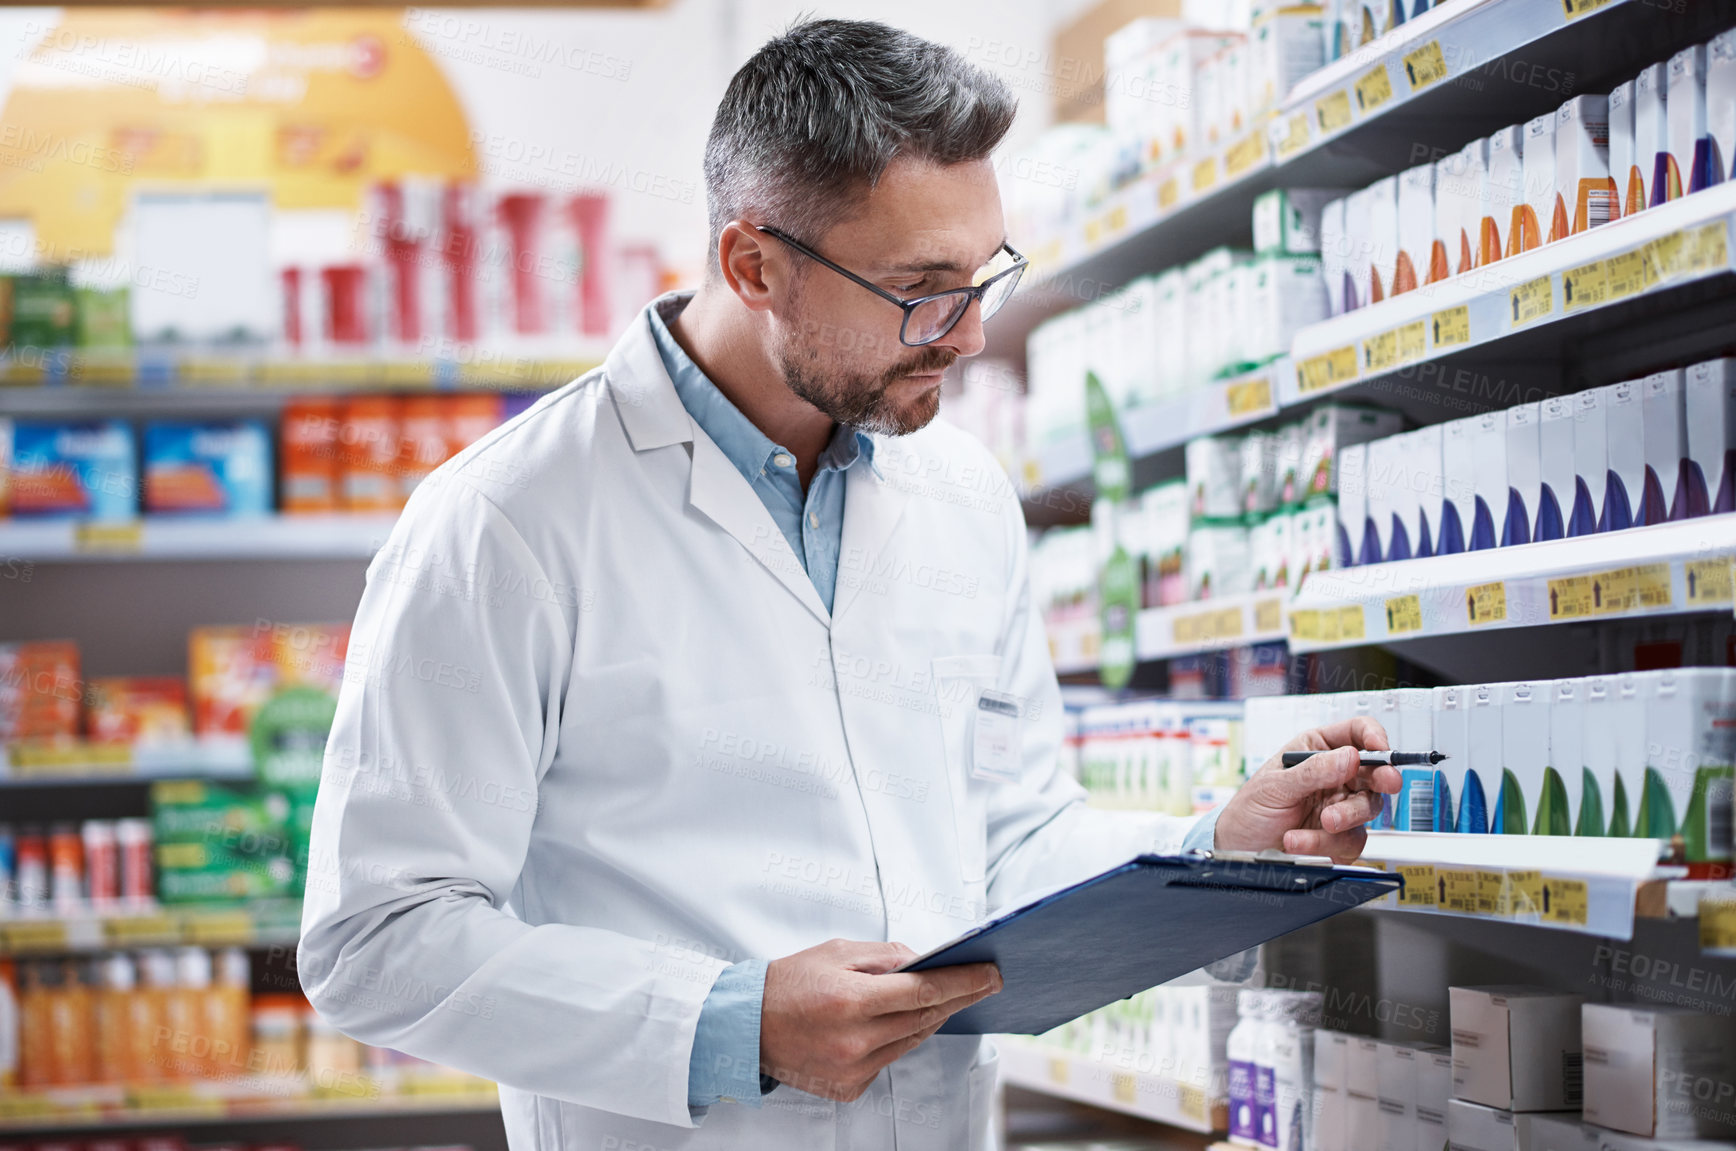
[299,293,1207,1151]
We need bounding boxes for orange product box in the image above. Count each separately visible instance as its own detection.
[448,393,504,456]
[280,397,342,514]
[84,677,191,745]
[338,395,402,513]
[0,640,82,741]
[265,620,350,695]
[397,395,450,499]
[188,626,278,737]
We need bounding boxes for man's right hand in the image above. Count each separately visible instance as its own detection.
[758,938,1003,1101]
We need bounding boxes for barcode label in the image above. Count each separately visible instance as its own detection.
[1562,1051,1584,1104]
[1710,778,1733,858]
[1585,187,1613,228]
[1408,781,1436,831]
[1583,1046,1610,1065]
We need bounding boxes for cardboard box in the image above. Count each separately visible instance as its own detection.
[1461,683,1502,834]
[1104,17,1179,142]
[1432,687,1469,834]
[7,420,136,521]
[1498,681,1551,836]
[1580,676,1622,836]
[1597,1134,1736,1151]
[1612,79,1639,219]
[1483,124,1525,265]
[1253,188,1348,255]
[1322,196,1351,315]
[1312,1030,1349,1151]
[1154,29,1239,153]
[1515,112,1557,255]
[1505,402,1542,547]
[1470,410,1508,551]
[1302,404,1404,501]
[1555,95,1614,237]
[1686,357,1736,515]
[1450,986,1584,1110]
[1643,369,1689,524]
[1604,379,1646,531]
[1409,422,1444,559]
[1338,441,1370,568]
[1396,163,1434,296]
[339,395,403,513]
[1250,6,1325,120]
[1582,1003,1736,1139]
[1572,386,1608,535]
[1348,1036,1382,1151]
[0,640,81,741]
[280,397,341,514]
[142,421,273,517]
[1247,254,1329,366]
[1637,62,1671,209]
[1612,672,1647,838]
[1436,138,1485,279]
[1669,45,1714,196]
[1379,1040,1437,1151]
[1049,0,1185,124]
[1295,498,1338,584]
[1641,667,1736,878]
[1523,1115,1601,1151]
[1538,395,1575,541]
[1545,678,1584,838]
[1344,185,1376,312]
[1368,175,1401,303]
[1711,30,1736,188]
[1439,415,1478,555]
[1447,1100,1555,1151]
[1418,1048,1454,1151]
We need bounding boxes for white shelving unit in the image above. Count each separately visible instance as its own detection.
[997,1036,1224,1134]
[1136,588,1292,661]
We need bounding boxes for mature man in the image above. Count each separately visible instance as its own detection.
[299,18,1396,1151]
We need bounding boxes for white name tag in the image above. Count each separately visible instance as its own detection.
[971,689,1022,783]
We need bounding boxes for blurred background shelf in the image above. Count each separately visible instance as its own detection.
[997,1036,1225,1134]
[0,515,399,562]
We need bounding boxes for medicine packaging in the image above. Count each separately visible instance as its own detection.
[1686,357,1736,514]
[1582,1003,1736,1139]
[1449,986,1584,1111]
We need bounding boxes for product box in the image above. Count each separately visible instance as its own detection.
[85,677,191,746]
[1612,672,1647,838]
[1686,357,1736,515]
[1483,125,1525,265]
[1525,1115,1602,1151]
[1597,1135,1736,1151]
[1187,520,1252,600]
[1419,1048,1454,1151]
[1248,255,1329,366]
[1582,1003,1736,1139]
[1338,441,1371,569]
[1669,45,1715,196]
[1253,188,1345,255]
[1498,681,1551,836]
[1303,405,1406,500]
[1637,62,1672,209]
[1298,497,1339,585]
[1604,379,1647,531]
[1515,112,1557,255]
[142,421,272,517]
[1545,678,1584,838]
[1432,687,1471,834]
[150,779,298,904]
[0,640,81,742]
[1450,986,1584,1111]
[1347,1036,1382,1151]
[1470,410,1508,551]
[397,395,450,499]
[1395,163,1434,296]
[339,395,403,513]
[1366,433,1404,563]
[1438,415,1477,555]
[1251,7,1326,120]
[188,625,278,738]
[1555,95,1614,237]
[1408,423,1444,559]
[1537,395,1575,541]
[1313,1029,1349,1151]
[1385,688,1439,831]
[1504,402,1541,547]
[1641,667,1736,877]
[7,421,136,520]
[1368,175,1401,304]
[1188,435,1243,519]
[1447,1100,1556,1151]
[1377,1040,1423,1151]
[1579,676,1625,836]
[1711,30,1736,187]
[1460,682,1501,834]
[6,271,76,349]
[1435,138,1485,279]
[1573,386,1608,535]
[1643,369,1690,524]
[1322,197,1351,315]
[1612,79,1639,219]
[1344,185,1376,312]
[280,397,341,514]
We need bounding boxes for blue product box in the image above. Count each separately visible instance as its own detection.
[9,420,137,520]
[143,420,273,516]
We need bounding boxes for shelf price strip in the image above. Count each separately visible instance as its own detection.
[1364,320,1427,374]
[1354,64,1394,113]
[1224,132,1266,180]
[1465,582,1507,626]
[1431,305,1471,349]
[1253,596,1284,634]
[1297,346,1358,394]
[1684,557,1736,605]
[1315,89,1353,135]
[1385,594,1424,636]
[1275,112,1310,159]
[1510,275,1554,327]
[1402,41,1449,92]
[1561,0,1618,17]
[1226,374,1274,418]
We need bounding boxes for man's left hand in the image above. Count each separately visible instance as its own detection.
[1211,716,1402,863]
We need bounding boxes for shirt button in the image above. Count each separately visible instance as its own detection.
[808,512,819,528]
[773,453,793,468]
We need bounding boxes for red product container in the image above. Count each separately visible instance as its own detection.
[281,397,342,515]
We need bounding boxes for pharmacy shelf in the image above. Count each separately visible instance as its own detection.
[0,1080,499,1133]
[0,900,304,955]
[3,738,252,786]
[1048,616,1103,676]
[0,514,399,562]
[0,350,599,394]
[1357,831,1678,940]
[997,1035,1224,1134]
[1287,182,1736,404]
[1135,589,1291,662]
[1285,515,1736,654]
[1030,359,1290,491]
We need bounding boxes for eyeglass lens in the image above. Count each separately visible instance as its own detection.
[903,263,1023,345]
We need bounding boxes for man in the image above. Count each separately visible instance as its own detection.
[299,18,1397,1151]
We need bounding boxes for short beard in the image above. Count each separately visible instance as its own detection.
[778,337,955,437]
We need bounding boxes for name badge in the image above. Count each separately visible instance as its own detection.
[971,689,1022,783]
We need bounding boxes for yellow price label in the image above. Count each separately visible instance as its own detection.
[1475,870,1505,916]
[1465,582,1507,625]
[2,919,70,952]
[1561,0,1617,16]
[1112,1072,1138,1104]
[1563,260,1609,311]
[76,521,144,553]
[1396,863,1437,907]
[1548,574,1596,620]
[1179,1083,1207,1122]
[1685,557,1735,605]
[1365,320,1427,373]
[1432,305,1471,349]
[1254,597,1284,634]
[1192,156,1218,194]
[180,356,249,385]
[1594,563,1672,613]
[1048,1056,1070,1085]
[158,842,207,869]
[1437,868,1479,913]
[1319,609,1343,644]
[1683,220,1730,274]
[1541,876,1589,925]
[1385,594,1424,635]
[380,361,435,387]
[1105,203,1129,235]
[1276,112,1310,159]
[1336,605,1366,642]
[1354,64,1394,113]
[1215,606,1246,642]
[1297,345,1359,393]
[67,356,137,386]
[1510,275,1554,326]
[186,911,255,945]
[1605,248,1649,299]
[1316,88,1353,134]
[0,1095,60,1119]
[1700,897,1736,951]
[1289,609,1322,641]
[1159,177,1181,211]
[1225,132,1266,179]
[106,914,179,946]
[1503,871,1545,917]
[1403,41,1449,91]
[1226,374,1273,417]
[1084,217,1104,247]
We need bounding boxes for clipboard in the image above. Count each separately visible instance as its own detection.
[897,851,1400,1035]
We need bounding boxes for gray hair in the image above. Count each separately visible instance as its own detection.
[702,18,1016,267]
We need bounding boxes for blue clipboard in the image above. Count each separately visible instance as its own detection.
[898,851,1401,1035]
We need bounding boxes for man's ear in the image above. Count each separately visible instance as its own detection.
[717,221,776,313]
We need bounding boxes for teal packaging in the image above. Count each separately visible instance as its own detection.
[142,420,272,516]
[9,420,136,520]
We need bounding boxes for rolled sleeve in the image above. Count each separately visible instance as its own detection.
[1179,804,1224,854]
[687,958,770,1117]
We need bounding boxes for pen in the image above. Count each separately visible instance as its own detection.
[1281,750,1449,768]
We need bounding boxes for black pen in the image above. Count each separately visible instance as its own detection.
[1281,750,1449,768]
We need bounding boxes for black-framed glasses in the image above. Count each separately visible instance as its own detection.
[755,225,1027,347]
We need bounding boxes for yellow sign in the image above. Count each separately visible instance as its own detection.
[1593,564,1673,614]
[1684,557,1735,605]
[1701,897,1736,951]
[1254,597,1283,634]
[1385,594,1424,635]
[1403,41,1449,91]
[1192,156,1218,194]
[1225,132,1265,179]
[1396,863,1437,907]
[1365,320,1427,373]
[1354,64,1394,113]
[1159,177,1181,211]
[1541,876,1589,925]
[1651,222,1729,282]
[106,914,178,946]
[1510,275,1554,326]
[1298,346,1359,393]
[1563,260,1609,311]
[1465,582,1507,625]
[1561,0,1617,17]
[1605,248,1649,300]
[1276,113,1310,159]
[1226,374,1273,417]
[1502,870,1545,917]
[1048,1057,1070,1085]
[1174,606,1245,646]
[1437,868,1478,913]
[2,920,71,952]
[76,521,143,553]
[1475,870,1504,915]
[1548,574,1596,620]
[1432,305,1471,348]
[1336,605,1366,642]
[1316,89,1353,135]
[186,911,255,945]
[1112,1072,1138,1104]
[1289,608,1322,641]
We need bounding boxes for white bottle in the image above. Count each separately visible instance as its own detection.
[1272,993,1323,1151]
[1229,989,1268,1147]
[1255,994,1283,1150]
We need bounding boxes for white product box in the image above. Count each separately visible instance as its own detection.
[1188,521,1252,599]
[1582,1003,1736,1139]
[1641,667,1736,874]
[1251,7,1325,120]
[1457,682,1502,834]
[1636,62,1671,209]
[1344,185,1376,312]
[1613,672,1648,838]
[1498,681,1550,836]
[1105,19,1181,142]
[1301,405,1405,502]
[1579,676,1620,837]
[1573,386,1608,535]
[1368,175,1401,304]
[1321,197,1351,315]
[1447,1100,1554,1151]
[1277,420,1307,504]
[1538,395,1575,541]
[1470,410,1508,551]
[1409,422,1444,558]
[1154,269,1189,398]
[1242,430,1279,515]
[133,192,277,343]
[1686,357,1736,515]
[1396,163,1435,295]
[1427,687,1466,833]
[1711,31,1736,189]
[1440,415,1478,554]
[1378,1040,1428,1151]
[1556,95,1613,237]
[1597,1134,1736,1151]
[1605,379,1647,531]
[1248,255,1329,366]
[1254,188,1344,255]
[1519,112,1557,254]
[1385,687,1438,831]
[1669,45,1711,196]
[1436,138,1485,278]
[1524,1115,1601,1151]
[1484,125,1525,264]
[1546,679,1585,838]
[1643,368,1689,524]
[1188,434,1243,519]
[1338,442,1370,568]
[1367,434,1406,563]
[1505,402,1542,547]
[1312,1030,1349,1151]
[1450,986,1584,1111]
[1612,79,1640,218]
[1418,1049,1454,1151]
[1348,1036,1382,1151]
[1155,31,1238,158]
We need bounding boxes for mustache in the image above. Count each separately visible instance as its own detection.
[891,348,957,378]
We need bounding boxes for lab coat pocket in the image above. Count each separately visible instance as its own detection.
[967,1040,1001,1151]
[931,654,1001,884]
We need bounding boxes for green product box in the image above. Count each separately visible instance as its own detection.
[75,286,131,349]
[151,778,300,904]
[7,272,76,350]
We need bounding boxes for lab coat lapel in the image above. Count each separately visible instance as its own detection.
[831,446,910,621]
